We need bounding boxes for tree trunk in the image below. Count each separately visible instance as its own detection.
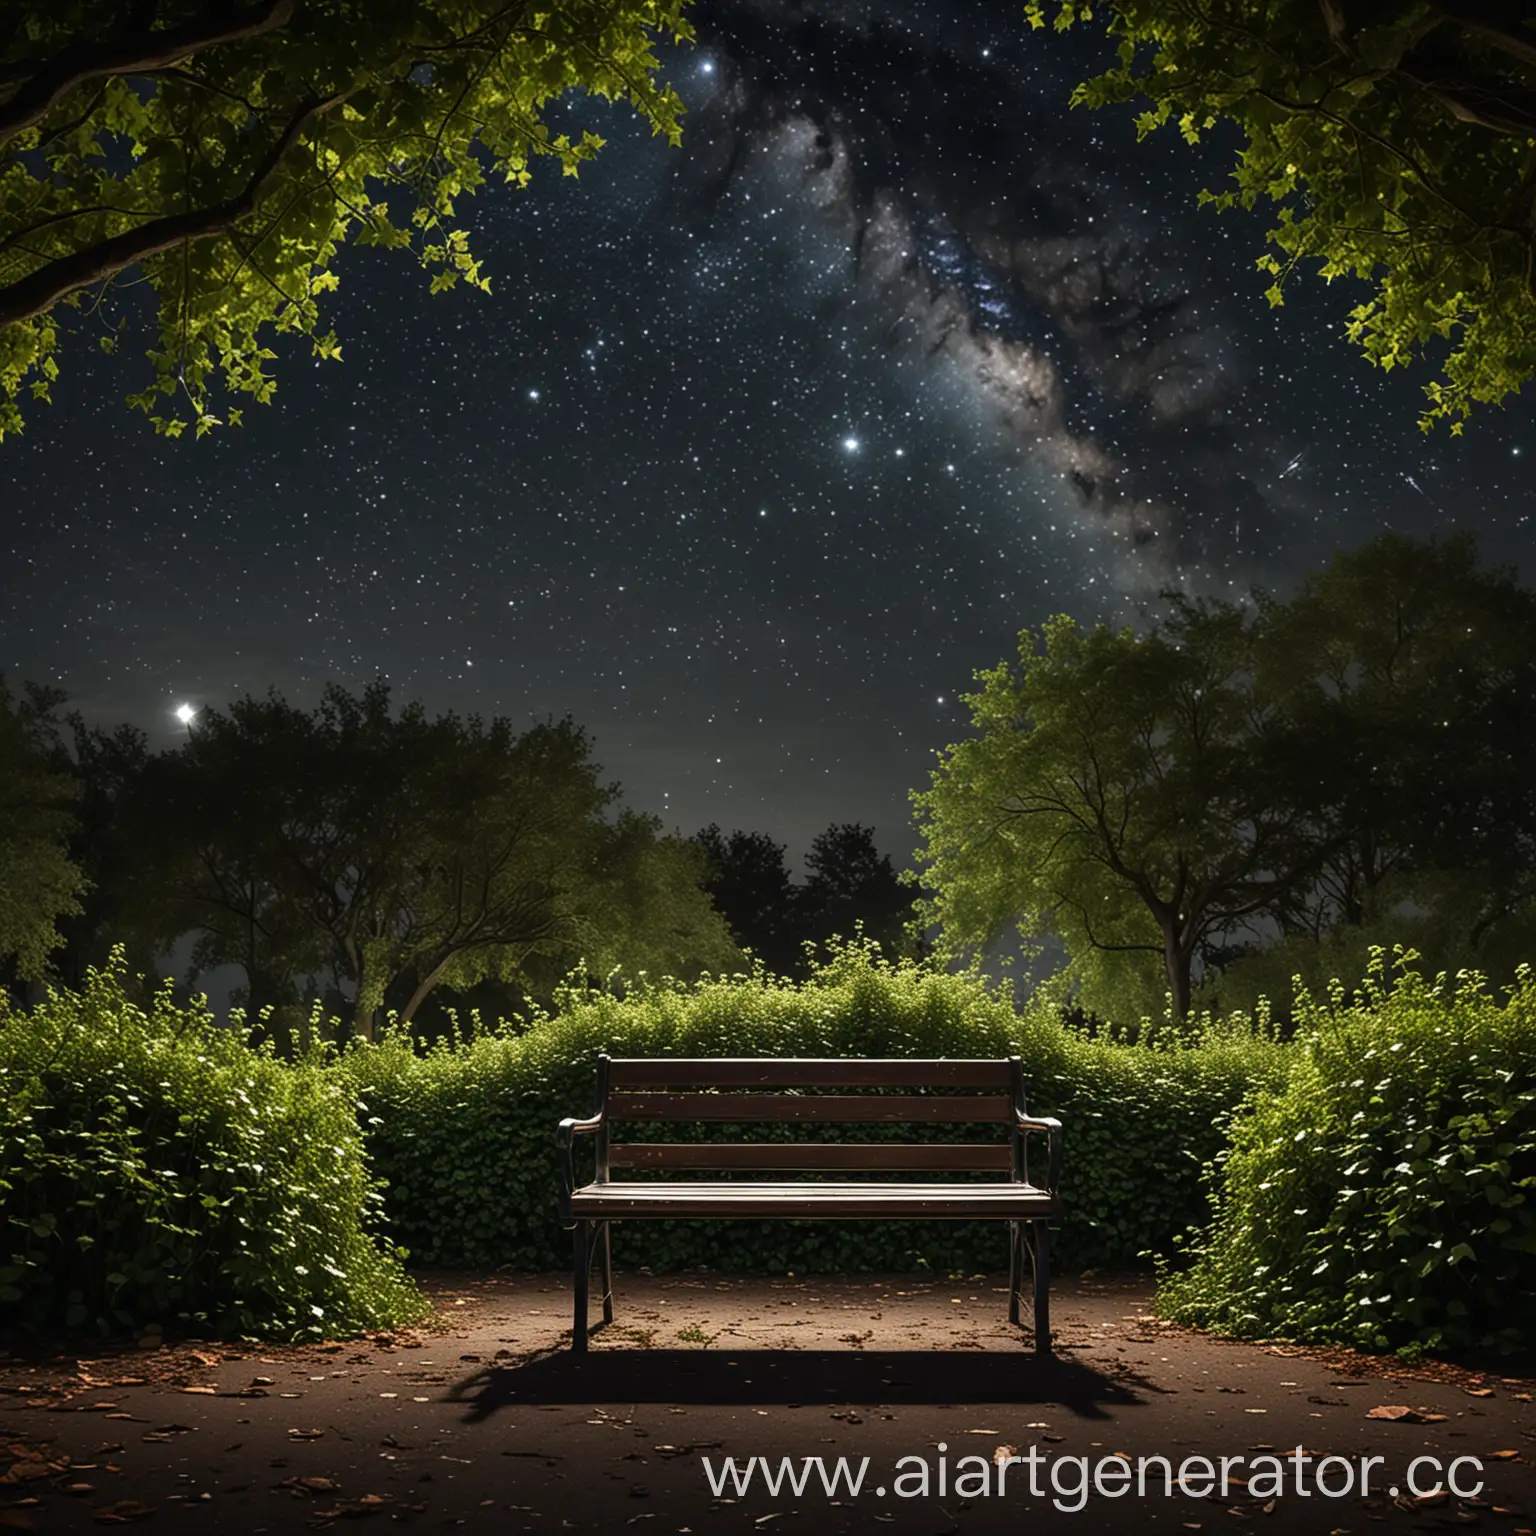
[350,985,376,1042]
[397,964,448,1029]
[1162,925,1193,1024]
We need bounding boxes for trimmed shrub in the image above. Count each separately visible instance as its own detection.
[0,954,428,1339]
[1159,955,1536,1355]
[338,945,1287,1274]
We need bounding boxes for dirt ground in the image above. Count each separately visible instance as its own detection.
[2,1270,1532,1535]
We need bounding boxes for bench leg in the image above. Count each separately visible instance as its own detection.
[1031,1219,1052,1357]
[1007,1220,1024,1327]
[571,1221,590,1353]
[599,1221,614,1325]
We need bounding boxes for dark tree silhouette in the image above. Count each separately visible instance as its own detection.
[691,825,801,975]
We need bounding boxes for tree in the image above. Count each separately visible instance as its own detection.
[0,0,692,440]
[574,813,742,982]
[911,609,1317,1022]
[916,532,1536,1024]
[1042,0,1536,432]
[48,714,156,989]
[691,824,801,974]
[125,682,735,1035]
[799,822,926,961]
[0,675,88,981]
[1260,531,1536,933]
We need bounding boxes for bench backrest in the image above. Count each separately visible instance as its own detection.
[590,1056,1028,1179]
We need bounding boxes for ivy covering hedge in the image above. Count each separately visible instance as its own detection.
[0,956,427,1339]
[1159,957,1536,1355]
[336,946,1288,1274]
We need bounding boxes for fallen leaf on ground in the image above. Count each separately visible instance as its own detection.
[310,1493,390,1521]
[91,1501,156,1524]
[275,1476,340,1497]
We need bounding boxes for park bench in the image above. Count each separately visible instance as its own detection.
[556,1056,1063,1354]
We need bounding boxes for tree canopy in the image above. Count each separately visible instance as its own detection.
[911,604,1314,1022]
[1041,0,1536,432]
[691,820,926,976]
[0,0,692,440]
[800,821,927,964]
[115,681,736,1035]
[913,533,1536,1022]
[691,824,801,975]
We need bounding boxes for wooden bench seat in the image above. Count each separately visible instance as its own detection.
[557,1055,1063,1354]
[569,1180,1057,1219]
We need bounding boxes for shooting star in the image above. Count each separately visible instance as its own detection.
[1402,472,1446,514]
[1277,450,1305,479]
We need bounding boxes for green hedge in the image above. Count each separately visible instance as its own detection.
[0,955,427,1340]
[337,947,1288,1274]
[9,944,1529,1355]
[1159,958,1536,1355]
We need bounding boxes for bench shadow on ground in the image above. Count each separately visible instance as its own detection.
[446,1345,1144,1423]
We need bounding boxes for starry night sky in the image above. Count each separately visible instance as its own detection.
[3,0,1531,871]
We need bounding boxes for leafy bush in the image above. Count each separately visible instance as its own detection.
[0,953,427,1339]
[338,944,1287,1274]
[1159,954,1536,1354]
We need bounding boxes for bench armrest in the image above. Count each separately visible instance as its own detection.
[557,1114,604,1219]
[1016,1114,1062,1195]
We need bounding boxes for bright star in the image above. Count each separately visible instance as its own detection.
[842,436,860,453]
[174,703,196,725]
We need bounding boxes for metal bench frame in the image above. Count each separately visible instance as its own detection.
[556,1055,1062,1355]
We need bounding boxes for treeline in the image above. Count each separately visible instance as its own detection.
[8,530,1534,1038]
[692,822,925,976]
[0,678,921,1036]
[915,532,1536,1022]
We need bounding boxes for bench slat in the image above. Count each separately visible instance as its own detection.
[607,1092,1014,1123]
[569,1180,1056,1219]
[608,1142,1013,1171]
[605,1058,1012,1088]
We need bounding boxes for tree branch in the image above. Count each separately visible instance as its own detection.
[0,0,296,146]
[0,89,346,331]
[1409,76,1536,137]
[1432,0,1536,70]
